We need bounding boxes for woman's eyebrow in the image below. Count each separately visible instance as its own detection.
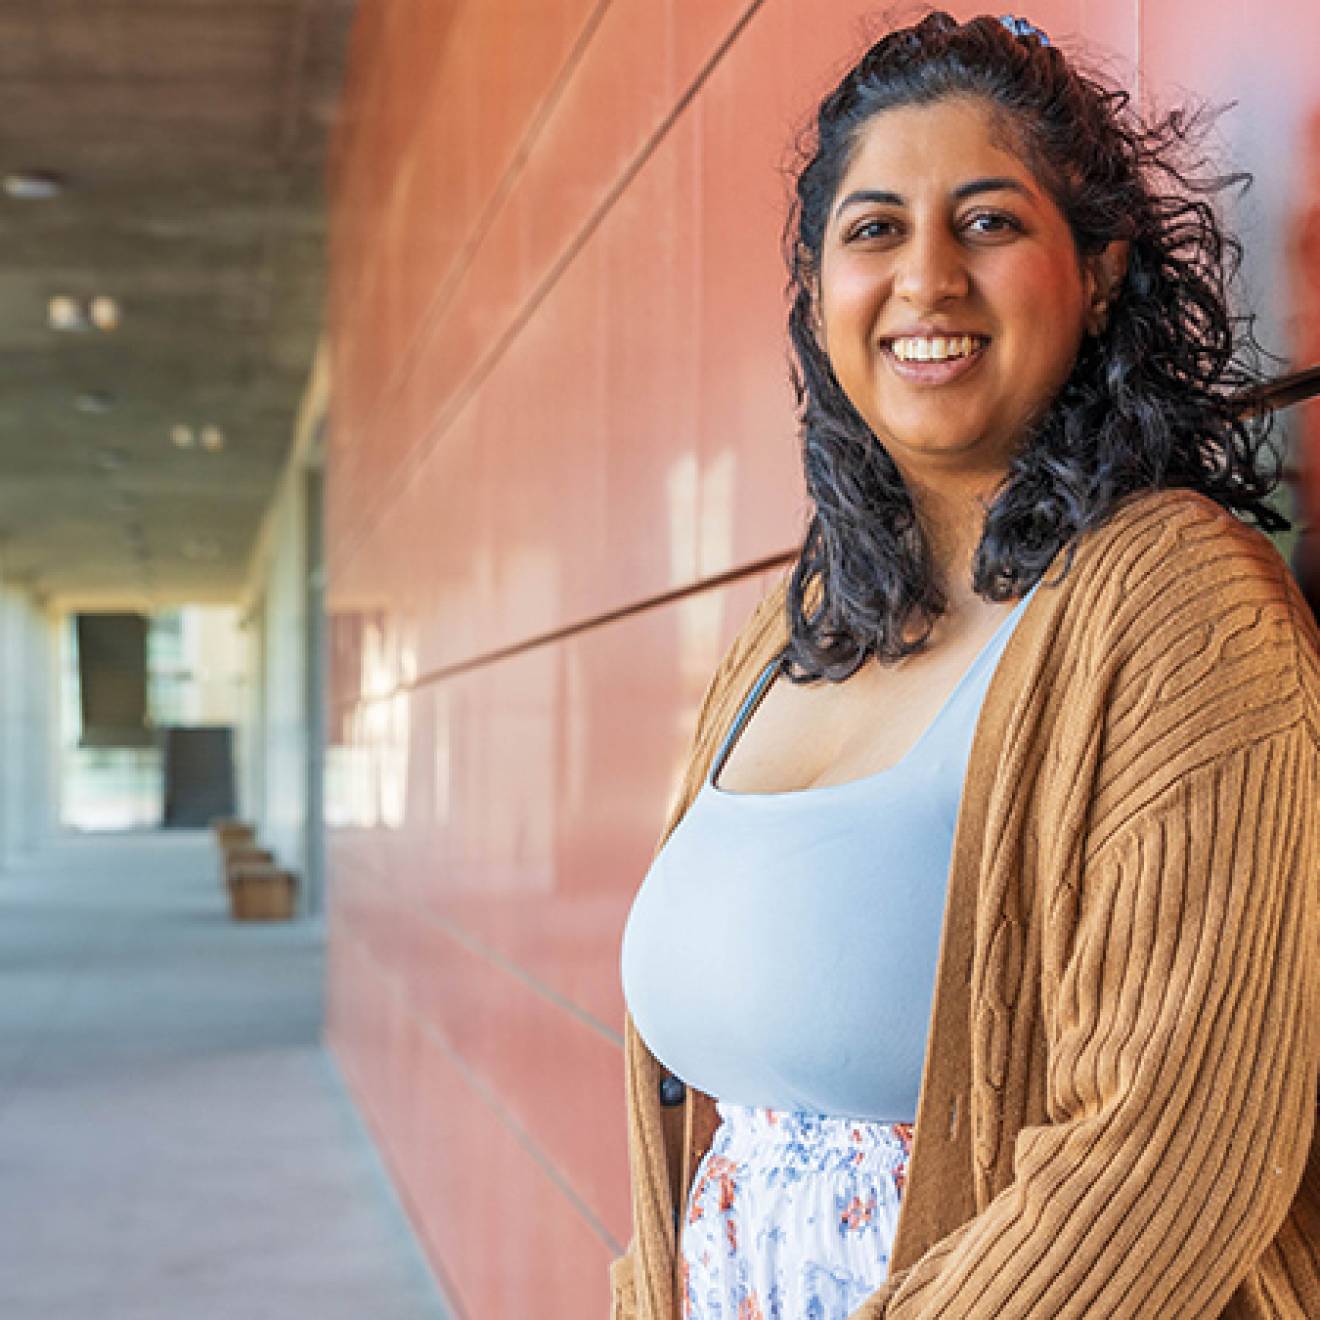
[832,176,1034,221]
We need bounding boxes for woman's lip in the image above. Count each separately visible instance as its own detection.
[881,340,988,385]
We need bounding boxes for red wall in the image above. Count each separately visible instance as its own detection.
[323,3,1320,1314]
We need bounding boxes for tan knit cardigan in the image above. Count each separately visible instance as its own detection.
[611,489,1320,1319]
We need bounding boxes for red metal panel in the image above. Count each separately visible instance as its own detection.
[328,0,603,564]
[693,0,808,577]
[406,918,629,1238]
[328,926,617,1318]
[597,112,707,604]
[331,0,766,584]
[402,1005,616,1318]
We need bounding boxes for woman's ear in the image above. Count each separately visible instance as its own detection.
[1084,238,1130,336]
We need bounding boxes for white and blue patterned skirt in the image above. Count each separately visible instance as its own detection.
[679,1102,912,1320]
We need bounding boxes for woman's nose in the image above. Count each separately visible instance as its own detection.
[892,229,969,307]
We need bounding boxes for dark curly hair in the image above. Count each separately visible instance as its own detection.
[783,9,1287,682]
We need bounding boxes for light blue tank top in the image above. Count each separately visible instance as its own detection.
[621,584,1038,1122]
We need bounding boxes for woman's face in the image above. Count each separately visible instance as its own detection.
[817,97,1107,489]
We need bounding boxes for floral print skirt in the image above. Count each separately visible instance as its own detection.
[679,1101,913,1320]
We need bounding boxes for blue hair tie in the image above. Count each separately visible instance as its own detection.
[999,14,1051,45]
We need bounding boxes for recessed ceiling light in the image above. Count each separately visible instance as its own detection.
[48,295,87,332]
[48,294,119,333]
[171,425,195,449]
[4,170,66,200]
[73,391,115,415]
[88,296,119,330]
[199,425,225,452]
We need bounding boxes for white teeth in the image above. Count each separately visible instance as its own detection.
[890,334,985,362]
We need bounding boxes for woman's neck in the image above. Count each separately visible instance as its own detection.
[913,482,998,606]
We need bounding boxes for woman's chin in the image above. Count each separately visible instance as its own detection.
[872,428,1006,472]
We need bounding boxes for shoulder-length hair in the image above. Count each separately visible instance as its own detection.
[783,10,1286,682]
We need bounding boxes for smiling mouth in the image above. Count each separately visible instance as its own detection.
[881,335,989,384]
[884,333,989,362]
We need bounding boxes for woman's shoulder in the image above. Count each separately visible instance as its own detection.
[1065,488,1312,626]
[1059,487,1320,721]
[1082,487,1282,576]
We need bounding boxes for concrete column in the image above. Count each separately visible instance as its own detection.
[238,344,328,917]
[258,470,309,893]
[239,449,316,913]
[0,581,56,869]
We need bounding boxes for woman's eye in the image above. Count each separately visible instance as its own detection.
[847,218,896,242]
[964,211,1020,236]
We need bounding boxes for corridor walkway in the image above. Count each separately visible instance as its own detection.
[0,831,452,1320]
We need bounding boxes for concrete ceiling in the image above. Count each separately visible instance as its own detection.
[0,0,356,609]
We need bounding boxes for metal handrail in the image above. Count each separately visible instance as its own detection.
[1234,363,1320,418]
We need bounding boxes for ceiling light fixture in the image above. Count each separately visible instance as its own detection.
[48,294,120,333]
[171,425,195,449]
[199,425,225,452]
[88,296,120,331]
[4,170,66,200]
[48,295,87,332]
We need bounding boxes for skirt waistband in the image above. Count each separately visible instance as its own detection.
[712,1101,914,1174]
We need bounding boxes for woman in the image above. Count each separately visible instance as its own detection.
[615,13,1319,1320]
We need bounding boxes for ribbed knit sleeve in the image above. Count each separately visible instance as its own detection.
[853,730,1318,1317]
[847,506,1320,1319]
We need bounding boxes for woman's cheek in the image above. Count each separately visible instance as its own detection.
[823,257,885,332]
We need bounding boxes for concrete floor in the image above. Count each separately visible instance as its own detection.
[0,831,453,1320]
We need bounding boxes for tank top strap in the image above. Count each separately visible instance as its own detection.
[708,652,785,789]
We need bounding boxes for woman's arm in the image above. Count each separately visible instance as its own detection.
[849,716,1319,1316]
